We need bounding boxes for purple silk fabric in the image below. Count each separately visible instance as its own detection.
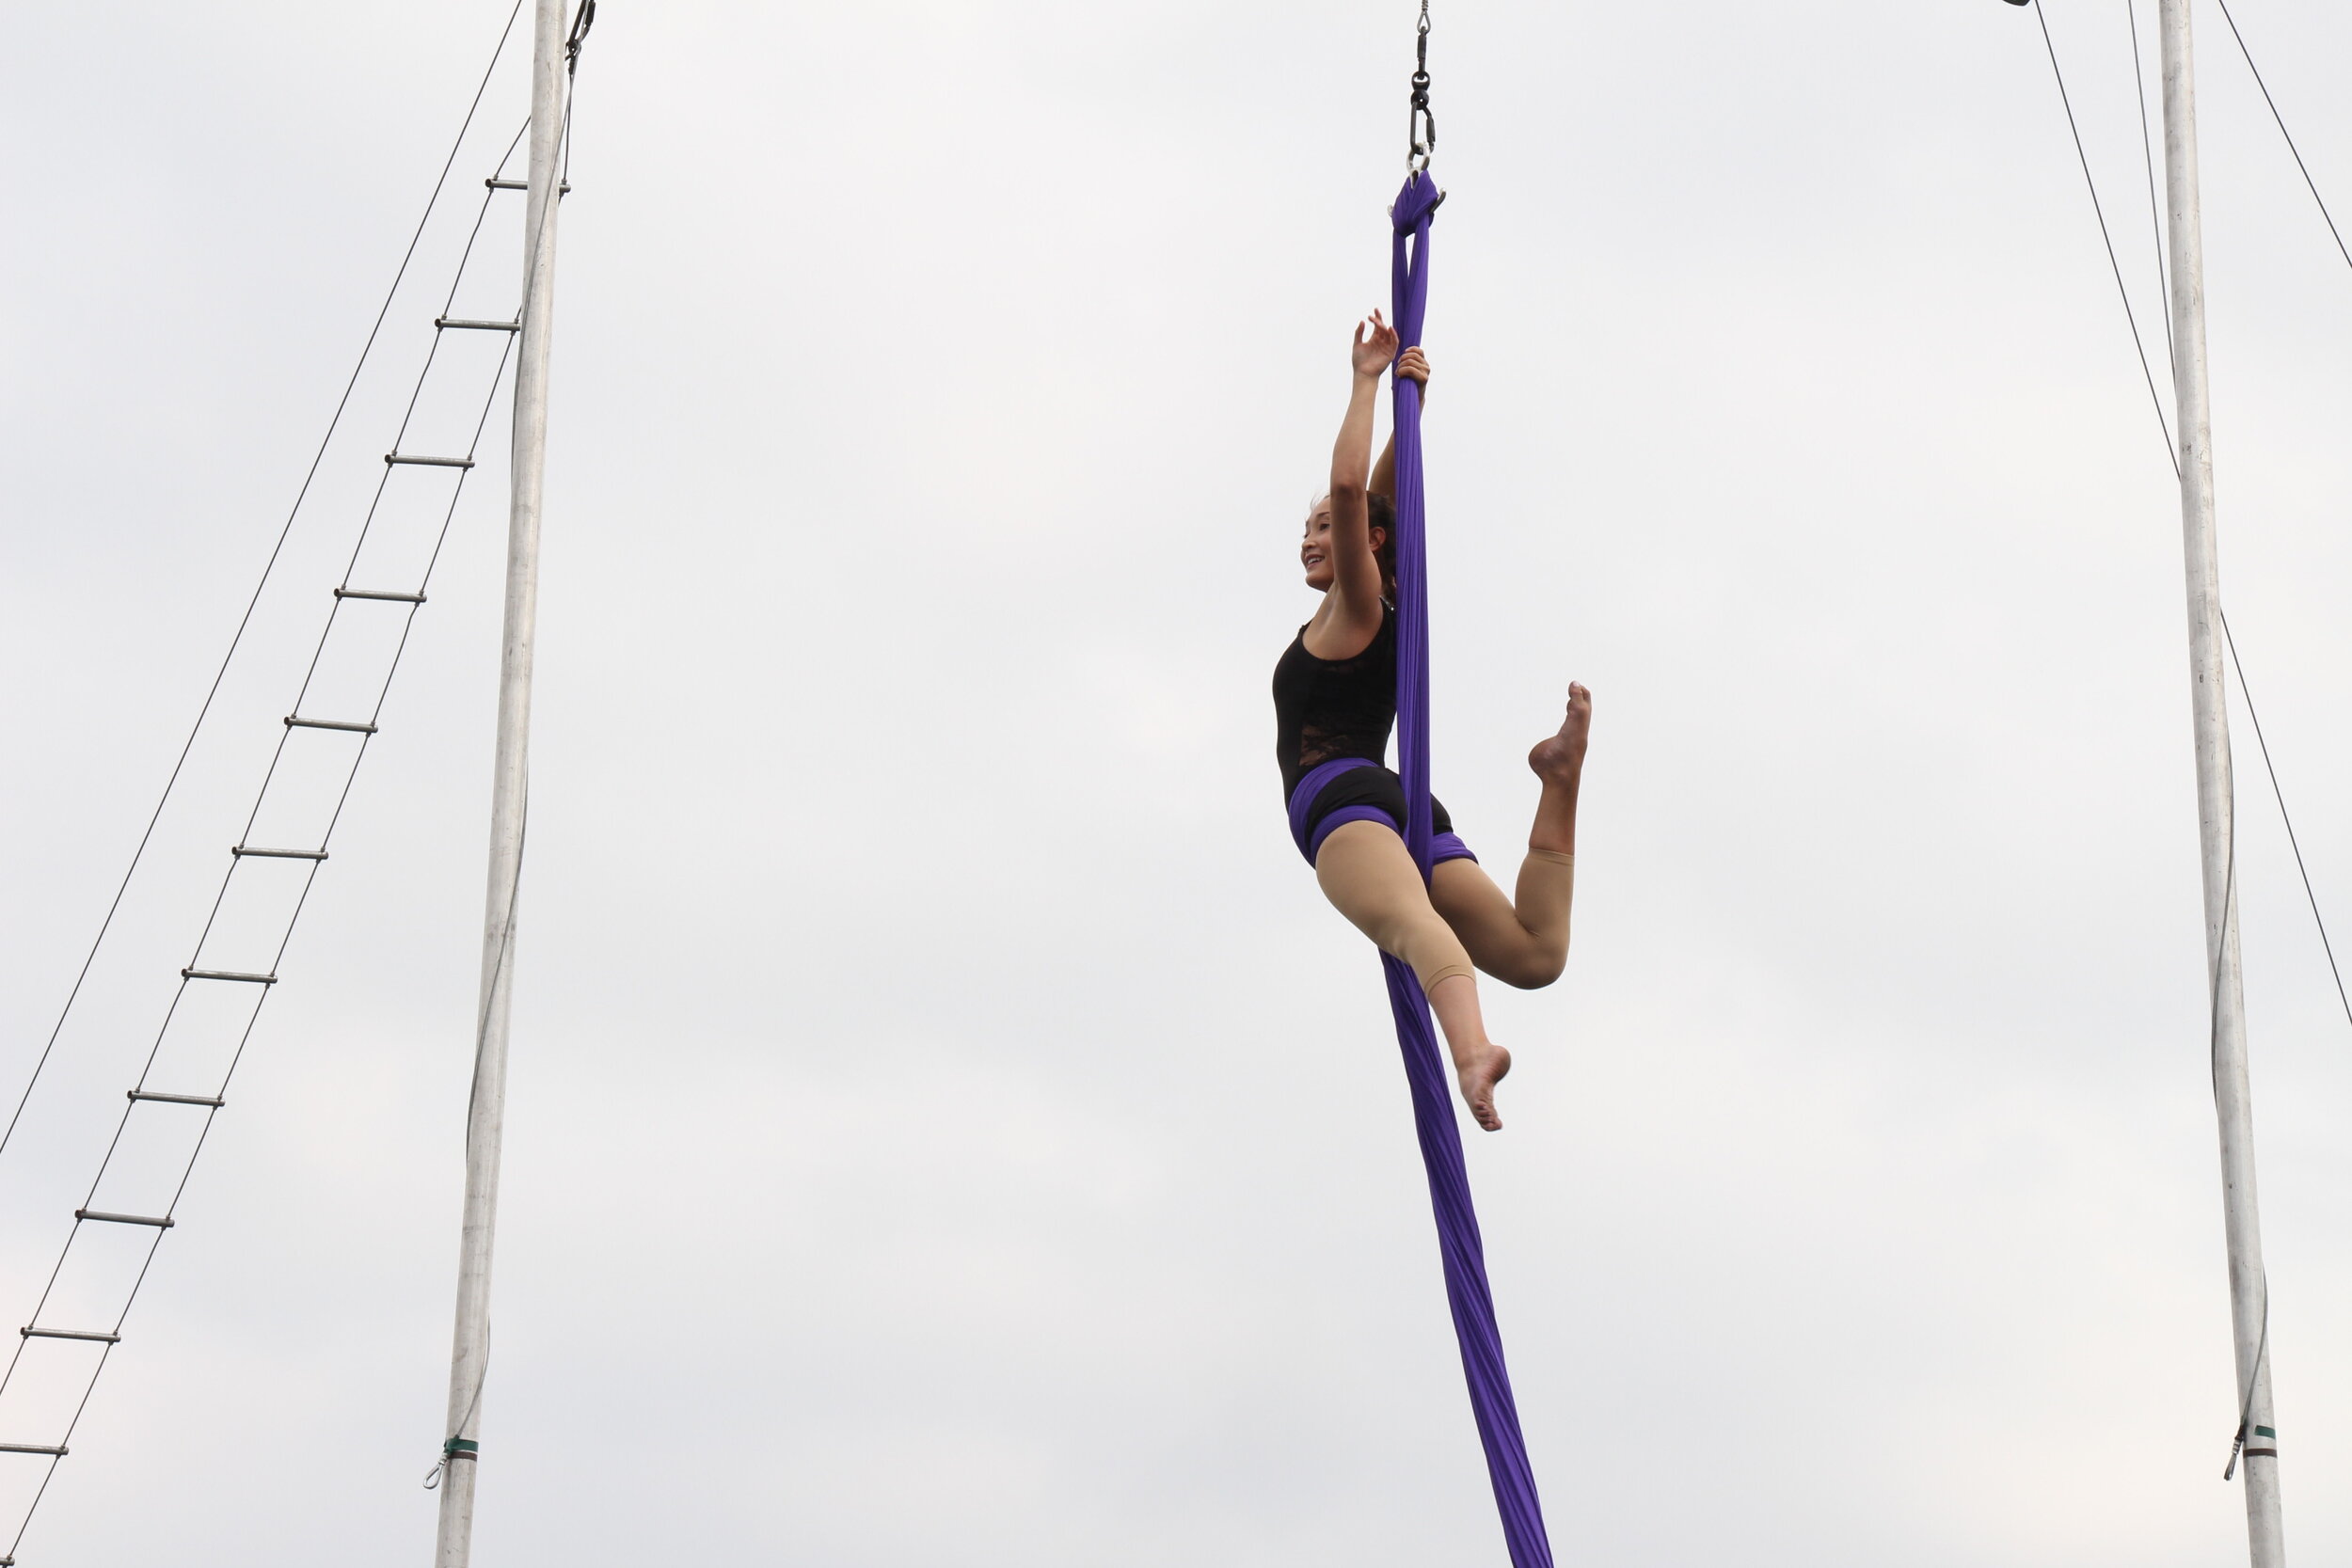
[1382,170,1557,1568]
[1286,755,1477,867]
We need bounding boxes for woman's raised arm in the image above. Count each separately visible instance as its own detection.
[1322,313,1399,643]
[1370,345,1429,501]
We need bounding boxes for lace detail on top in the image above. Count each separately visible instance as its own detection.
[1271,604,1397,800]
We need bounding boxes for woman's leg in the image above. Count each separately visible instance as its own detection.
[1429,683,1591,990]
[1430,855,1575,989]
[1315,818,1512,1131]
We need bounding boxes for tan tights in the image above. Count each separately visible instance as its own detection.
[1313,820,1576,994]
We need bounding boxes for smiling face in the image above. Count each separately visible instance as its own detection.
[1300,496,1337,590]
[1299,495,1387,594]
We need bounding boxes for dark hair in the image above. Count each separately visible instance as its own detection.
[1367,491,1398,600]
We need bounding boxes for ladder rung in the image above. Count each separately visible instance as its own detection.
[335,587,427,603]
[435,317,520,333]
[182,968,276,985]
[0,1444,67,1458]
[20,1327,118,1344]
[284,716,377,734]
[232,846,327,861]
[485,177,571,193]
[128,1090,225,1108]
[385,453,474,469]
[73,1210,173,1229]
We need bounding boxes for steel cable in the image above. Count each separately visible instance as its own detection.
[2211,0,2352,276]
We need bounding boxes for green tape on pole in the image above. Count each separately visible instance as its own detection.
[2253,1426,2276,1439]
[443,1437,480,1458]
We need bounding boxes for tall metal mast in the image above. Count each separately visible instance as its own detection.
[2153,3,2283,1561]
[434,1,567,1561]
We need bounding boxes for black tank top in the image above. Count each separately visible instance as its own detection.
[1272,603,1396,800]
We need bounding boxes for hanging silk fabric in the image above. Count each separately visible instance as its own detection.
[1384,167,1557,1568]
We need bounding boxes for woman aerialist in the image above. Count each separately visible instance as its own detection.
[1274,310,1589,1132]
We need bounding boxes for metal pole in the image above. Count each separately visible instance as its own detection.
[434,2,565,1562]
[2153,4,2284,1562]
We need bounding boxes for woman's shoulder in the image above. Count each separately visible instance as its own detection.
[1298,595,1388,663]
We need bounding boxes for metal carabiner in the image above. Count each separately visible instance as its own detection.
[1406,0,1435,172]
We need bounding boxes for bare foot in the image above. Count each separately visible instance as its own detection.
[1526,682,1591,785]
[1457,1042,1512,1132]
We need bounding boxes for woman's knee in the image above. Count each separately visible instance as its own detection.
[1487,946,1565,990]
[1381,906,1464,969]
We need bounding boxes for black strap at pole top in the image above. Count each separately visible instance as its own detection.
[565,0,596,75]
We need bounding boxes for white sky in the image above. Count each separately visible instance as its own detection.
[5,1,2352,1563]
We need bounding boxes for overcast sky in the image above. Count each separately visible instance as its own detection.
[6,1,2352,1564]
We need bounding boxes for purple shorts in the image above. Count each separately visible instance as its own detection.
[1286,756,1478,868]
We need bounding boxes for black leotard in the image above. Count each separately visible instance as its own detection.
[1271,603,1398,800]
